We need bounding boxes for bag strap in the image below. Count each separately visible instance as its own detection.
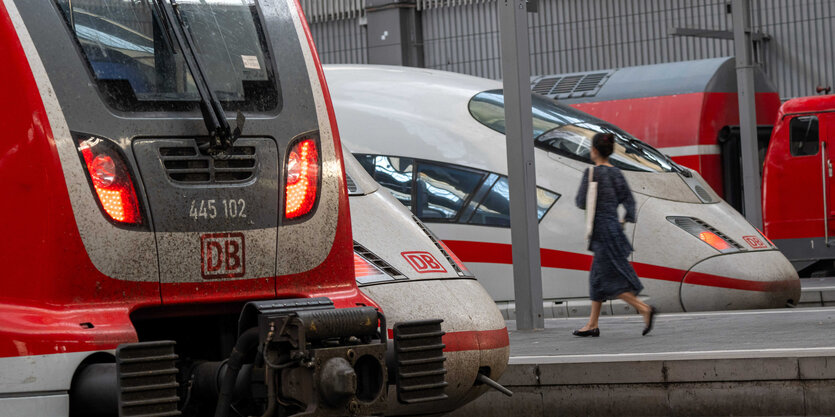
[588,166,594,185]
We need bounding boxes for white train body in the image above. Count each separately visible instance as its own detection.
[344,149,509,415]
[327,65,800,315]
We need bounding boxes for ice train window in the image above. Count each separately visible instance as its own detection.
[467,177,559,227]
[415,163,485,221]
[356,155,414,209]
[54,0,279,112]
[789,116,819,156]
[468,90,678,173]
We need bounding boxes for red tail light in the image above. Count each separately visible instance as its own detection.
[78,137,142,225]
[699,231,732,251]
[285,138,319,219]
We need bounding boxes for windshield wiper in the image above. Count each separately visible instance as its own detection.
[152,0,245,154]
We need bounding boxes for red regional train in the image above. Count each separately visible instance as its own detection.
[532,57,835,275]
[0,0,504,416]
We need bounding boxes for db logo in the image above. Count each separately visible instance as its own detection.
[201,233,245,279]
[402,251,447,274]
[743,235,767,249]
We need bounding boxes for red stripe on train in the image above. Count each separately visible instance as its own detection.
[443,240,792,293]
[387,327,509,352]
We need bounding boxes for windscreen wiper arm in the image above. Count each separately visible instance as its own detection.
[153,0,244,153]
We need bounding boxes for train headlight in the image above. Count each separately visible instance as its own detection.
[667,216,742,253]
[77,136,143,225]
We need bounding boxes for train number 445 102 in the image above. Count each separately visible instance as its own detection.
[189,199,247,220]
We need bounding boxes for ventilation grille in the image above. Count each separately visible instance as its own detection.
[693,185,713,203]
[116,341,181,417]
[670,217,745,251]
[393,319,448,405]
[412,215,468,277]
[346,174,363,195]
[531,71,612,99]
[159,145,256,183]
[353,242,406,279]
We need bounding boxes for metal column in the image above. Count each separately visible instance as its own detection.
[499,0,544,330]
[732,0,763,229]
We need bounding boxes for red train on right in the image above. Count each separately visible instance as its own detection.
[532,57,835,276]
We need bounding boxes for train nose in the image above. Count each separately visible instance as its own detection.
[361,279,510,416]
[680,250,800,311]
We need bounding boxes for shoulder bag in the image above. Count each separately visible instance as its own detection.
[585,166,597,242]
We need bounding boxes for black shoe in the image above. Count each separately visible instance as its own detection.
[642,306,658,336]
[572,328,600,337]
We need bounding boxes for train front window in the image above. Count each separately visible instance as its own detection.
[54,0,278,112]
[468,89,678,173]
[789,116,819,156]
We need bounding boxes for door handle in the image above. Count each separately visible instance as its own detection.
[829,159,833,177]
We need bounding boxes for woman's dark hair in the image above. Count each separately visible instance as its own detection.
[592,132,615,158]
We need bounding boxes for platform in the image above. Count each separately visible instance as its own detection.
[448,307,835,416]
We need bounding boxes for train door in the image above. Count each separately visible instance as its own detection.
[717,125,773,214]
[822,114,835,240]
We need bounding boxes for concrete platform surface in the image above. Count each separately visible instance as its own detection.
[448,307,835,416]
[507,307,835,362]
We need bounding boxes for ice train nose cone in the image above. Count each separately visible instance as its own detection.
[680,251,801,311]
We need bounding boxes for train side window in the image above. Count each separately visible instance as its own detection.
[361,155,415,209]
[415,163,485,221]
[790,116,819,156]
[467,176,560,227]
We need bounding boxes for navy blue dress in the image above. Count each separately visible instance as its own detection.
[575,165,644,302]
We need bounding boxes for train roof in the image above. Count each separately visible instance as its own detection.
[778,94,835,117]
[324,65,509,172]
[531,57,778,103]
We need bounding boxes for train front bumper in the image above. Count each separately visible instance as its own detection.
[680,250,800,311]
[361,278,509,416]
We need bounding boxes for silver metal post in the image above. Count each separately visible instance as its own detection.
[732,0,763,229]
[498,0,544,330]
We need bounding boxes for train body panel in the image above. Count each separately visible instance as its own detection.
[345,148,510,414]
[325,64,800,315]
[763,94,835,273]
[0,1,449,415]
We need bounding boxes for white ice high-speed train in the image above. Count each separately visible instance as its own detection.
[343,147,510,415]
[326,65,801,316]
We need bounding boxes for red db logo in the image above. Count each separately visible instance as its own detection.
[201,233,245,279]
[743,236,767,249]
[402,251,447,273]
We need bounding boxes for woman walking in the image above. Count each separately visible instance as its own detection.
[574,132,657,337]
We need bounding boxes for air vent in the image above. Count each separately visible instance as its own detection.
[346,174,364,195]
[392,319,448,405]
[116,341,180,417]
[694,185,713,202]
[353,242,406,279]
[532,77,560,95]
[669,217,745,251]
[411,215,469,277]
[159,144,256,183]
[531,70,612,99]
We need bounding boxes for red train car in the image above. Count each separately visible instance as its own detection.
[0,0,445,415]
[531,57,781,212]
[763,94,835,275]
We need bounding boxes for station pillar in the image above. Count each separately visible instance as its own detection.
[365,0,424,67]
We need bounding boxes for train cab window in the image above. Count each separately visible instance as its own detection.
[54,0,279,112]
[356,155,415,209]
[468,90,679,173]
[415,163,485,220]
[790,116,819,156]
[466,176,559,227]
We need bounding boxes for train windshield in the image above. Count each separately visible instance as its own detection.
[468,90,678,173]
[54,0,278,112]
